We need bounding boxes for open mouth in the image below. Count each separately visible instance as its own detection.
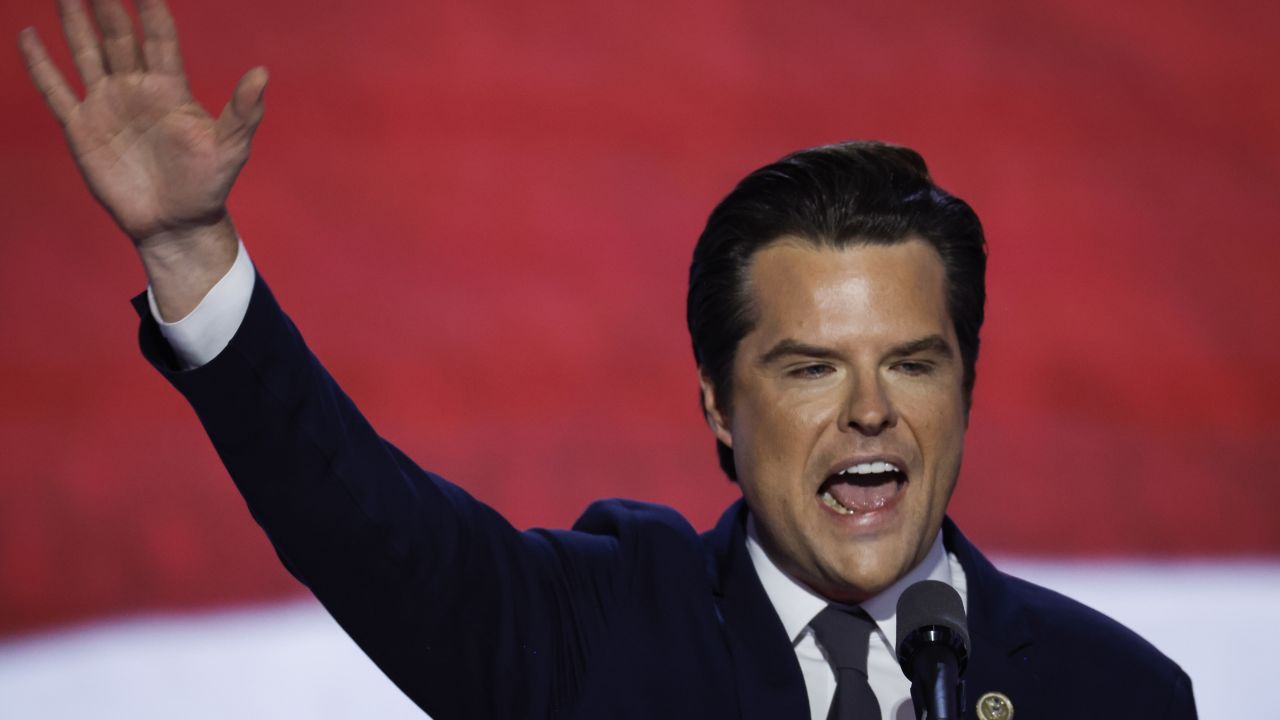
[818,461,907,515]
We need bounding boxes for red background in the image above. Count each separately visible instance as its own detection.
[2,0,1278,638]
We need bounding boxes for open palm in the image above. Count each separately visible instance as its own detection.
[20,0,266,247]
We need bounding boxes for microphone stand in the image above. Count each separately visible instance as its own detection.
[902,625,965,720]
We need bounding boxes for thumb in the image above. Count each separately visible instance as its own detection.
[215,66,269,145]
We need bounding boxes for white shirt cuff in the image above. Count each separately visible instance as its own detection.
[146,239,256,370]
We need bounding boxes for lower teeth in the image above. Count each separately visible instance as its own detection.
[821,490,854,515]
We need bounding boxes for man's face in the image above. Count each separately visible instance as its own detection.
[702,237,967,603]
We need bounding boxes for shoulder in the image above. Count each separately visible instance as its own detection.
[570,498,703,551]
[557,499,719,614]
[949,519,1177,668]
[1005,571,1180,670]
[947,521,1196,716]
[1003,572,1196,715]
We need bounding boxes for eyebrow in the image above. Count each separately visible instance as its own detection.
[757,334,955,366]
[757,339,842,366]
[886,334,955,360]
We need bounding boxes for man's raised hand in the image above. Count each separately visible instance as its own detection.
[19,0,267,318]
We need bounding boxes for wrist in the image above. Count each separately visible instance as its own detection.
[138,214,241,322]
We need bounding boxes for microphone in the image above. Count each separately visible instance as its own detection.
[896,580,969,720]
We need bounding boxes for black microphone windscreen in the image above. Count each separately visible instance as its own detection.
[895,579,969,652]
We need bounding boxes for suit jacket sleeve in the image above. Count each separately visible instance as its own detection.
[1166,668,1199,720]
[134,272,622,718]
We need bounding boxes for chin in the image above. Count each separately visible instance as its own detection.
[812,565,897,604]
[819,541,917,601]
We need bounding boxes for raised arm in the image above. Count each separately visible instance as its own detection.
[19,0,266,320]
[20,5,637,714]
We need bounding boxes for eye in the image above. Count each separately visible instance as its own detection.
[892,360,934,376]
[788,364,835,379]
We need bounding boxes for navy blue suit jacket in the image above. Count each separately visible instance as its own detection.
[136,275,1196,719]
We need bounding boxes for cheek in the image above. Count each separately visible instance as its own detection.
[744,399,837,473]
[913,400,968,494]
[731,393,836,509]
[935,397,969,451]
[896,379,966,435]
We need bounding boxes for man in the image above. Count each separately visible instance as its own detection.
[21,1,1197,718]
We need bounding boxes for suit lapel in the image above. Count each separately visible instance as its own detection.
[944,519,1041,718]
[703,500,811,720]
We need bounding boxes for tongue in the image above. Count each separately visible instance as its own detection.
[828,478,900,512]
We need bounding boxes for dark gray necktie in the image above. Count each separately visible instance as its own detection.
[810,605,882,720]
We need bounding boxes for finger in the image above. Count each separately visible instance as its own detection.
[19,28,79,124]
[137,0,183,75]
[91,0,142,73]
[215,66,269,145]
[58,0,105,86]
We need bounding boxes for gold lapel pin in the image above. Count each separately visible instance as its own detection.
[976,691,1014,720]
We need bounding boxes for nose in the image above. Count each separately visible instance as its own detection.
[841,371,898,436]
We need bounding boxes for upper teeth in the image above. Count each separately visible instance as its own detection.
[839,461,900,476]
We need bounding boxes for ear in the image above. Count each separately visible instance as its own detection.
[699,372,733,447]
